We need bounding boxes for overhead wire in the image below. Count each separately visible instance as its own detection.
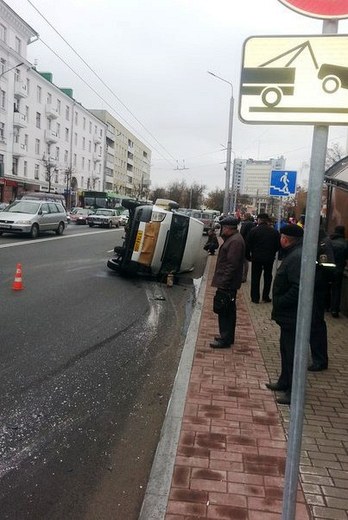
[25,0,178,167]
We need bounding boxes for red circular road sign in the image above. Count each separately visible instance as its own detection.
[278,0,348,18]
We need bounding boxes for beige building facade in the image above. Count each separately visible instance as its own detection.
[90,109,151,198]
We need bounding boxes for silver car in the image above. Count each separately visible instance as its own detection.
[87,208,120,228]
[0,200,68,239]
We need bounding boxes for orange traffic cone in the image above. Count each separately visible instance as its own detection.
[12,263,24,291]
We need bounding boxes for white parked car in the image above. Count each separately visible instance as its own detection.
[87,208,120,228]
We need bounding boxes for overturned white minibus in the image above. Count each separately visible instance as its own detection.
[107,199,204,278]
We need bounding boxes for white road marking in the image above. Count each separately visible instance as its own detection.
[0,229,122,249]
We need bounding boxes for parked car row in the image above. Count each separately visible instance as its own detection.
[0,199,129,239]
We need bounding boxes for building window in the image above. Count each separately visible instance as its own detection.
[15,37,21,55]
[56,122,60,138]
[65,128,69,142]
[56,146,60,160]
[0,89,5,109]
[24,134,28,149]
[25,106,29,122]
[82,137,85,150]
[0,58,5,74]
[0,24,6,43]
[12,158,18,175]
[37,86,42,103]
[36,112,41,128]
[88,140,91,152]
[89,121,92,133]
[26,78,30,94]
[82,156,85,169]
[34,164,39,180]
[143,151,148,158]
[35,138,40,155]
[66,105,70,120]
[74,132,77,146]
[64,150,68,163]
[47,118,51,130]
[88,159,91,171]
[24,160,27,177]
[75,111,78,125]
[47,92,52,104]
[83,117,86,130]
[73,153,77,166]
[55,171,58,183]
[57,99,61,114]
[0,122,5,141]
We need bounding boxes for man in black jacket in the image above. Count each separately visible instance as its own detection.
[328,225,348,318]
[267,224,304,405]
[246,213,280,304]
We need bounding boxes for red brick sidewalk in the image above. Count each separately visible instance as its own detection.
[165,255,310,519]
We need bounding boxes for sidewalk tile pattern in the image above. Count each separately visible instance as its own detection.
[165,256,348,520]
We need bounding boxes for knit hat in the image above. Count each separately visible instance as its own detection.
[220,216,239,228]
[280,224,304,238]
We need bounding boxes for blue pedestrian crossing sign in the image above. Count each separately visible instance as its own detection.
[269,170,297,197]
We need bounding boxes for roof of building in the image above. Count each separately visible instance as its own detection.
[325,155,348,191]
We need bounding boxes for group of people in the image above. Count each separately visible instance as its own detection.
[206,212,348,406]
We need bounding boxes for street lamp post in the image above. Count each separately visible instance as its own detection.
[208,71,234,215]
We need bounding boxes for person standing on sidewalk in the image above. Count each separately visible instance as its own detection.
[240,213,256,282]
[210,216,245,349]
[267,224,304,405]
[246,213,280,304]
[328,225,348,318]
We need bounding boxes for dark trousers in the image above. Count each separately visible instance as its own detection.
[250,260,274,302]
[217,289,237,345]
[277,324,296,391]
[310,295,328,368]
[331,271,344,313]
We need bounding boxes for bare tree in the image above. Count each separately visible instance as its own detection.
[41,155,57,193]
[326,142,345,169]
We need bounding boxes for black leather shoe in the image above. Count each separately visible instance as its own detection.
[276,393,291,405]
[308,364,328,372]
[262,298,272,303]
[266,382,288,391]
[210,341,231,349]
[214,336,222,341]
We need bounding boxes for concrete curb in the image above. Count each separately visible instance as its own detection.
[138,259,211,520]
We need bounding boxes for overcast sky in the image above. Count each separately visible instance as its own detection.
[8,0,348,192]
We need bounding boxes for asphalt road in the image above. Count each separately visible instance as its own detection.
[0,225,206,519]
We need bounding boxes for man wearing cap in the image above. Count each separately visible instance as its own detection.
[267,224,304,405]
[210,216,245,348]
[246,213,280,304]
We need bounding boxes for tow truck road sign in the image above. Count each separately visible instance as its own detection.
[239,35,348,125]
[269,170,297,197]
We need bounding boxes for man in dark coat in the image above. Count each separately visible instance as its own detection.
[240,213,256,282]
[328,225,348,318]
[267,224,304,405]
[246,213,280,303]
[210,217,245,349]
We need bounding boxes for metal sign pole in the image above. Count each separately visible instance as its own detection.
[281,18,338,520]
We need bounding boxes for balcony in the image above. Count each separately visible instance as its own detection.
[13,141,27,156]
[45,103,59,119]
[44,129,58,143]
[93,152,102,162]
[106,129,114,141]
[93,134,102,144]
[14,80,28,98]
[13,112,27,128]
[106,159,114,170]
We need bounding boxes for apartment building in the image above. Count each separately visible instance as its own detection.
[239,156,286,196]
[0,0,106,205]
[90,109,151,198]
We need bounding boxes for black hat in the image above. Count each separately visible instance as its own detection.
[257,213,269,220]
[280,224,304,238]
[220,216,239,228]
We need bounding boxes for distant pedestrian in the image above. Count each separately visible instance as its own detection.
[203,228,219,255]
[210,217,245,349]
[267,224,304,405]
[246,213,280,304]
[327,225,348,318]
[240,213,255,282]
